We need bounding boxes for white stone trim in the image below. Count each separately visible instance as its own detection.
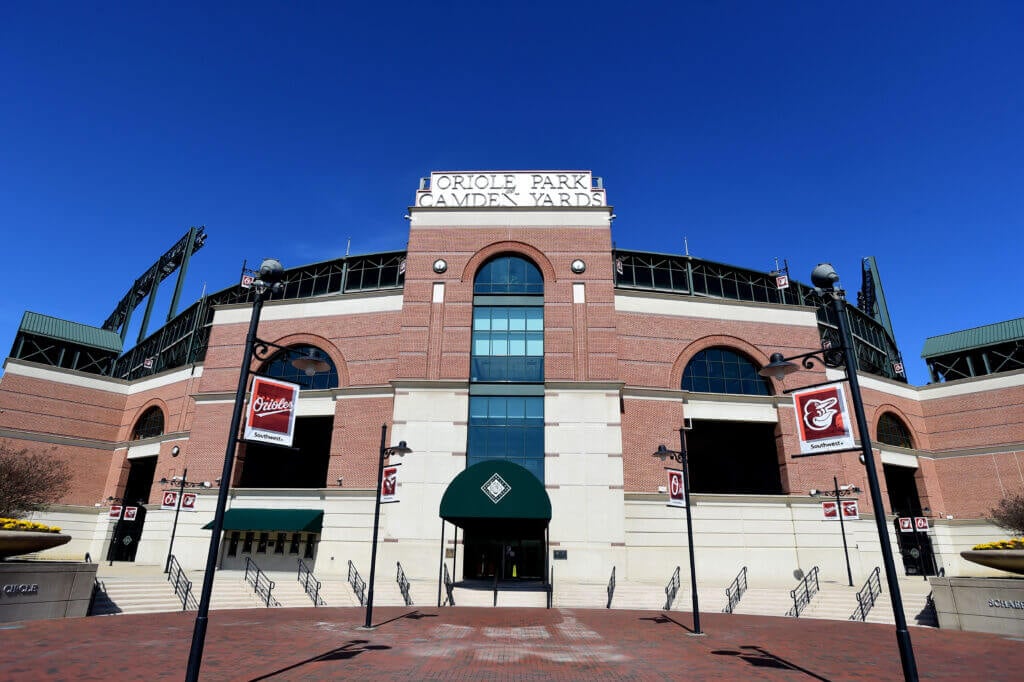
[212,293,403,325]
[573,282,585,304]
[682,399,779,423]
[615,291,818,326]
[408,209,611,228]
[296,396,335,417]
[126,441,160,460]
[879,448,919,469]
[1,360,200,395]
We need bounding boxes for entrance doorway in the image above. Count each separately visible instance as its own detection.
[463,527,545,581]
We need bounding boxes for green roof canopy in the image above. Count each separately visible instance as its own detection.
[202,508,323,533]
[19,311,123,353]
[440,460,551,530]
[921,317,1024,358]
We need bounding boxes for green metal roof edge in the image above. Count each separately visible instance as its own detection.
[201,508,324,532]
[19,311,123,353]
[921,317,1024,358]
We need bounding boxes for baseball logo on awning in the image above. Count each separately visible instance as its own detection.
[792,384,855,455]
[666,469,686,508]
[243,376,300,447]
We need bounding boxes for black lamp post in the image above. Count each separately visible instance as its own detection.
[164,447,185,574]
[652,426,702,635]
[363,423,412,629]
[809,476,859,587]
[760,263,918,682]
[185,259,329,682]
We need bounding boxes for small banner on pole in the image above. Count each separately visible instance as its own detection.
[666,469,686,508]
[243,376,300,447]
[841,500,860,520]
[108,505,123,520]
[898,517,914,533]
[161,490,179,510]
[821,501,839,520]
[381,464,401,504]
[792,384,855,456]
[914,516,929,531]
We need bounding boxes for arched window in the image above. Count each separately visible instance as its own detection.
[877,412,914,449]
[681,347,772,396]
[132,406,164,440]
[474,255,544,295]
[260,344,339,390]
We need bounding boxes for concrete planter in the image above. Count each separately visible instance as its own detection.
[0,530,71,560]
[960,549,1024,575]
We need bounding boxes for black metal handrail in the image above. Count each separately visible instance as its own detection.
[547,566,553,610]
[348,559,366,606]
[787,566,820,618]
[723,566,748,614]
[167,555,197,611]
[606,566,616,609]
[396,561,414,607]
[298,559,325,607]
[664,566,681,611]
[442,563,455,607]
[849,567,882,621]
[244,557,277,607]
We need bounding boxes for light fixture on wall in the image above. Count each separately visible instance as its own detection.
[292,348,331,377]
[336,477,344,487]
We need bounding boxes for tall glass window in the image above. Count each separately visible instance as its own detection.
[467,396,545,481]
[472,307,544,382]
[469,254,545,481]
[682,347,772,396]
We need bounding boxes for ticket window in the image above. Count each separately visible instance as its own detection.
[303,533,316,559]
[289,533,301,555]
[274,532,286,554]
[257,532,269,554]
[242,532,254,554]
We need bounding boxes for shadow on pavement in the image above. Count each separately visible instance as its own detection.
[711,645,831,681]
[638,613,699,635]
[248,639,392,681]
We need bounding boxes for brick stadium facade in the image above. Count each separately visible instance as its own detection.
[1,171,1022,589]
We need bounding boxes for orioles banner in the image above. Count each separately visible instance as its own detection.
[381,463,401,504]
[791,384,855,456]
[243,376,300,447]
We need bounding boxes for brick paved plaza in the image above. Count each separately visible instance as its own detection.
[2,607,1022,681]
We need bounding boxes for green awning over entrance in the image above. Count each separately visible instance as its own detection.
[440,460,551,529]
[202,508,323,533]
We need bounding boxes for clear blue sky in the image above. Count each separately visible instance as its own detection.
[2,2,1021,386]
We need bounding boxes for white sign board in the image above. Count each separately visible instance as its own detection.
[666,469,686,508]
[823,500,860,520]
[161,490,198,512]
[243,376,300,447]
[415,171,606,209]
[792,384,856,455]
[161,490,179,510]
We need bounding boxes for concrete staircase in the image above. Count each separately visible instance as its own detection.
[88,564,937,629]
